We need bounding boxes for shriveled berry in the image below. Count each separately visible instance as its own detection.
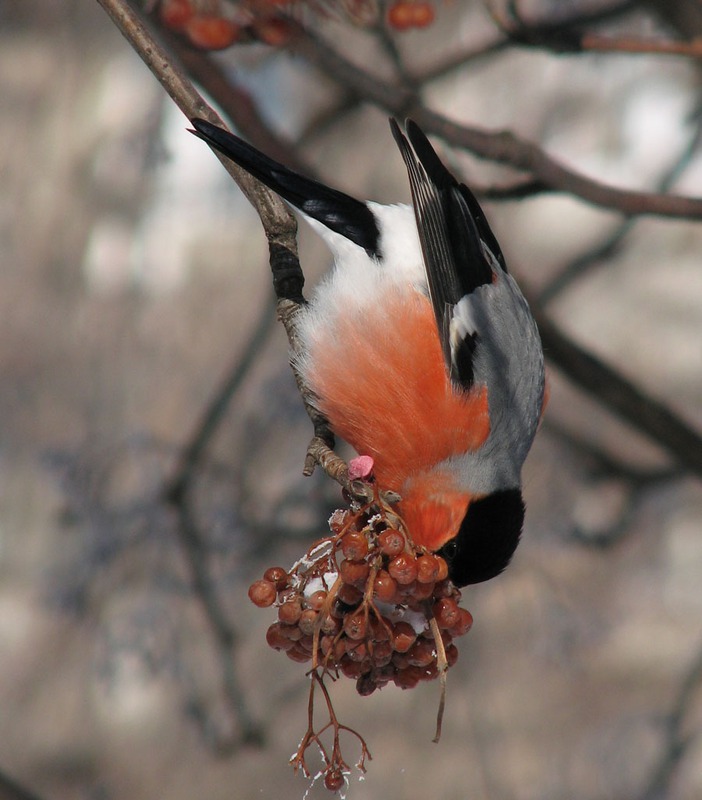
[369,616,392,642]
[339,558,370,587]
[435,556,449,581]
[378,529,404,557]
[298,608,318,636]
[324,766,345,792]
[356,672,378,696]
[416,554,441,583]
[306,590,327,611]
[433,597,461,629]
[266,622,294,651]
[345,640,369,662]
[337,582,363,606]
[341,530,369,561]
[445,643,459,667]
[412,579,435,600]
[248,579,277,607]
[263,566,289,589]
[433,578,454,598]
[320,614,342,635]
[339,656,368,679]
[394,665,421,689]
[388,553,418,585]
[392,621,417,653]
[286,643,312,663]
[373,569,398,602]
[407,638,435,667]
[447,607,473,637]
[371,640,394,667]
[278,598,302,625]
[343,610,367,640]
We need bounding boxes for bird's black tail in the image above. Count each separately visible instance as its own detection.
[190,119,381,259]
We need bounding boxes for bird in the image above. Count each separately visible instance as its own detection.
[189,117,545,587]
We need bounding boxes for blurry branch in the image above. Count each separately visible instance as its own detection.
[164,295,277,505]
[0,769,47,800]
[163,30,313,173]
[544,420,682,548]
[290,27,702,219]
[640,640,702,800]
[530,306,702,479]
[539,94,702,303]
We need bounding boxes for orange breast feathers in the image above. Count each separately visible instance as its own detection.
[302,286,490,549]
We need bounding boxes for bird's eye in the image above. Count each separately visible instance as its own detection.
[441,540,458,560]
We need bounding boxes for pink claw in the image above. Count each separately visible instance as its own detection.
[348,455,374,481]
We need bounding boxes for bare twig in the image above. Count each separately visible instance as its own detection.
[529,302,702,479]
[640,641,702,800]
[290,27,702,220]
[0,769,47,800]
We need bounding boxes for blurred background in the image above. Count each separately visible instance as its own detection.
[1,1,702,798]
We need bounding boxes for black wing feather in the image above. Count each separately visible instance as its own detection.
[390,119,505,387]
[190,119,381,259]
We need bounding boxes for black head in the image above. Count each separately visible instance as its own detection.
[437,489,525,587]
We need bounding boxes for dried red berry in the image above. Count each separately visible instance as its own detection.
[373,569,398,602]
[263,566,289,589]
[407,638,435,667]
[265,622,294,651]
[339,559,370,587]
[337,582,363,606]
[324,766,345,792]
[343,611,367,640]
[378,529,404,557]
[298,608,318,636]
[433,597,461,629]
[306,590,327,611]
[278,598,302,625]
[341,530,369,561]
[184,15,240,50]
[392,621,417,653]
[416,554,440,583]
[393,665,421,689]
[248,579,277,607]
[447,607,474,637]
[388,553,418,585]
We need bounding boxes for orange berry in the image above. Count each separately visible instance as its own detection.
[373,569,398,602]
[378,529,404,557]
[433,597,461,629]
[388,553,418,585]
[341,530,369,561]
[159,0,194,30]
[248,579,276,607]
[392,621,417,653]
[371,639,394,666]
[387,1,413,30]
[286,643,312,662]
[339,558,370,587]
[416,554,440,583]
[184,15,240,50]
[445,643,459,667]
[253,17,293,46]
[435,556,449,581]
[447,607,474,637]
[411,2,435,28]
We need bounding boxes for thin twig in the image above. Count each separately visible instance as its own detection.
[290,26,702,219]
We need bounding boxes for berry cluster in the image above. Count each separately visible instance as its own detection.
[248,490,472,789]
[156,0,439,51]
[157,0,296,50]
